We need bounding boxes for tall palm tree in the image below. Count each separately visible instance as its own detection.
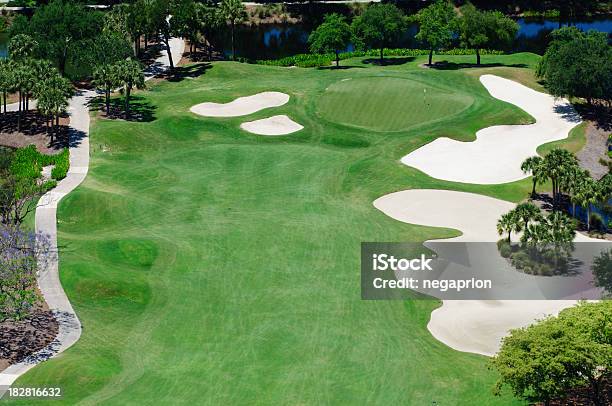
[497,211,521,243]
[575,178,602,231]
[541,149,579,208]
[521,156,544,198]
[220,0,246,61]
[115,58,145,118]
[514,202,542,232]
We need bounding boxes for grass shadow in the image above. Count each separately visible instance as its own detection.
[574,102,612,132]
[427,61,529,70]
[317,65,366,71]
[362,56,415,66]
[166,62,212,82]
[89,95,157,123]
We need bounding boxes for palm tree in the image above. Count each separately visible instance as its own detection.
[220,0,246,61]
[0,60,13,114]
[114,58,145,118]
[497,211,521,243]
[542,149,579,209]
[564,167,590,218]
[546,211,576,243]
[36,74,73,143]
[575,178,602,231]
[93,64,119,114]
[514,202,542,232]
[521,156,544,198]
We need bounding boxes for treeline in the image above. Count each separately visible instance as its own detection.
[307,2,518,66]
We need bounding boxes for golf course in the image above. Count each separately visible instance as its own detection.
[5,53,559,404]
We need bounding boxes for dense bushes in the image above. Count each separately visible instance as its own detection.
[9,145,70,183]
[253,48,504,68]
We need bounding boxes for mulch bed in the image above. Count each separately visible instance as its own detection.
[542,378,612,405]
[0,111,70,155]
[577,121,609,180]
[0,299,59,372]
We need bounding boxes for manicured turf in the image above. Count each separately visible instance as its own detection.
[316,76,473,132]
[9,53,555,405]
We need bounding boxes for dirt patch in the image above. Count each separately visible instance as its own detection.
[0,111,70,155]
[0,299,59,372]
[577,121,609,180]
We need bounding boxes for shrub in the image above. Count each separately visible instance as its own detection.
[498,240,512,258]
[8,145,70,182]
[252,48,505,68]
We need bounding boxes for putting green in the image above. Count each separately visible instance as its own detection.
[316,76,473,132]
[8,54,549,405]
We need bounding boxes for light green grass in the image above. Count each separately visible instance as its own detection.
[8,54,552,405]
[316,76,474,132]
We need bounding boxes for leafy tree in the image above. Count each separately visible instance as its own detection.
[308,14,352,68]
[93,64,119,114]
[0,174,42,226]
[536,27,612,105]
[415,0,457,66]
[173,0,206,56]
[69,31,133,79]
[521,155,545,198]
[150,0,179,70]
[114,58,145,118]
[592,248,612,296]
[8,34,38,61]
[352,3,407,64]
[458,3,518,65]
[10,0,104,76]
[492,301,611,406]
[0,225,49,320]
[220,0,246,61]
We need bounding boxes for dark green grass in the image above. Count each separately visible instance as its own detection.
[9,54,558,405]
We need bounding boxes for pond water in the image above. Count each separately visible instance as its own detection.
[212,15,612,60]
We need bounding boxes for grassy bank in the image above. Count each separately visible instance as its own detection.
[8,53,559,404]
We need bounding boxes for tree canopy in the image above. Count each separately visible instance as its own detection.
[352,3,407,63]
[308,13,352,67]
[458,3,518,65]
[492,301,611,406]
[415,0,457,65]
[537,26,612,105]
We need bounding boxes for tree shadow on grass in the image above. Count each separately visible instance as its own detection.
[426,61,528,70]
[165,62,212,82]
[574,102,612,132]
[362,56,415,66]
[317,65,366,70]
[89,95,156,123]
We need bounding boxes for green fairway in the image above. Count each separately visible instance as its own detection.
[316,76,474,132]
[9,54,552,405]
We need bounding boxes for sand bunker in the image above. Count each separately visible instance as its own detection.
[190,92,290,117]
[240,115,303,136]
[401,75,582,184]
[374,189,601,356]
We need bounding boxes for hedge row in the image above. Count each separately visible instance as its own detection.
[10,145,70,183]
[252,48,505,68]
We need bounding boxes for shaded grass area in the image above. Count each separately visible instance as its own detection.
[7,53,565,405]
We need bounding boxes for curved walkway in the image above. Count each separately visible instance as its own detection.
[0,38,184,392]
[402,75,582,184]
[375,75,605,356]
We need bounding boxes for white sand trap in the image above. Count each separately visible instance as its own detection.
[190,91,290,117]
[401,75,582,184]
[240,115,303,136]
[374,189,603,356]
